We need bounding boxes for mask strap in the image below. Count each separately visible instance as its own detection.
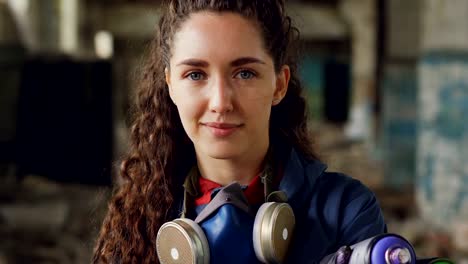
[262,145,289,203]
[181,189,188,218]
[181,166,200,218]
[261,146,275,202]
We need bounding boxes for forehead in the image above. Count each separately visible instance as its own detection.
[170,11,271,64]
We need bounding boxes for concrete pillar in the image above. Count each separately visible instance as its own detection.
[38,0,81,55]
[339,0,377,144]
[381,63,418,188]
[7,0,82,55]
[380,0,421,188]
[0,2,20,45]
[417,0,468,256]
[0,3,25,155]
[59,0,79,54]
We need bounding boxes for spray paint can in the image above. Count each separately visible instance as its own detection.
[347,234,416,264]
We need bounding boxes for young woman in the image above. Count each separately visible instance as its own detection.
[93,0,386,263]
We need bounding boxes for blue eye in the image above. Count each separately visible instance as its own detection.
[236,70,255,80]
[188,72,204,81]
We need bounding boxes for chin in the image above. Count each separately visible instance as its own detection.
[201,144,243,160]
[207,149,240,160]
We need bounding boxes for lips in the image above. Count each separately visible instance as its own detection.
[203,122,240,128]
[202,122,242,137]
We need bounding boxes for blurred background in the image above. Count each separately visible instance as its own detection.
[1,0,467,263]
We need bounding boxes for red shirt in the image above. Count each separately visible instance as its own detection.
[194,164,284,206]
[194,174,265,206]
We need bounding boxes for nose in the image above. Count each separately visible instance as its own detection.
[208,76,234,113]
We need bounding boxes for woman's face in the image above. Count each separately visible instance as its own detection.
[166,11,289,161]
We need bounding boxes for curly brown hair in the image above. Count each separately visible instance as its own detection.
[93,0,317,263]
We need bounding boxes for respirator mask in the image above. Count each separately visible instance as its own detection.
[156,163,295,264]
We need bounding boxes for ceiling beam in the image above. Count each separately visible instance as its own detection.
[94,3,348,40]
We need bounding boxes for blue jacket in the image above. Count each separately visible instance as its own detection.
[277,148,387,262]
[175,147,387,263]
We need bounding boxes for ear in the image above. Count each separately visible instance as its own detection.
[165,67,176,105]
[272,65,290,106]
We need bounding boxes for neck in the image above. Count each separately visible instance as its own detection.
[195,144,269,186]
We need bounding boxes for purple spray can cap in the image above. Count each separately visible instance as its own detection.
[347,234,416,264]
[385,247,412,264]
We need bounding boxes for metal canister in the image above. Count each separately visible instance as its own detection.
[347,234,416,264]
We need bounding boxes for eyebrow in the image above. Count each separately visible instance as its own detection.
[176,57,266,67]
[176,59,208,67]
[231,57,266,67]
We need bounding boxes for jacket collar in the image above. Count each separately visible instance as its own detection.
[175,147,328,217]
[279,148,327,208]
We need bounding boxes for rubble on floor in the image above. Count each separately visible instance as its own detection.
[0,172,110,264]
